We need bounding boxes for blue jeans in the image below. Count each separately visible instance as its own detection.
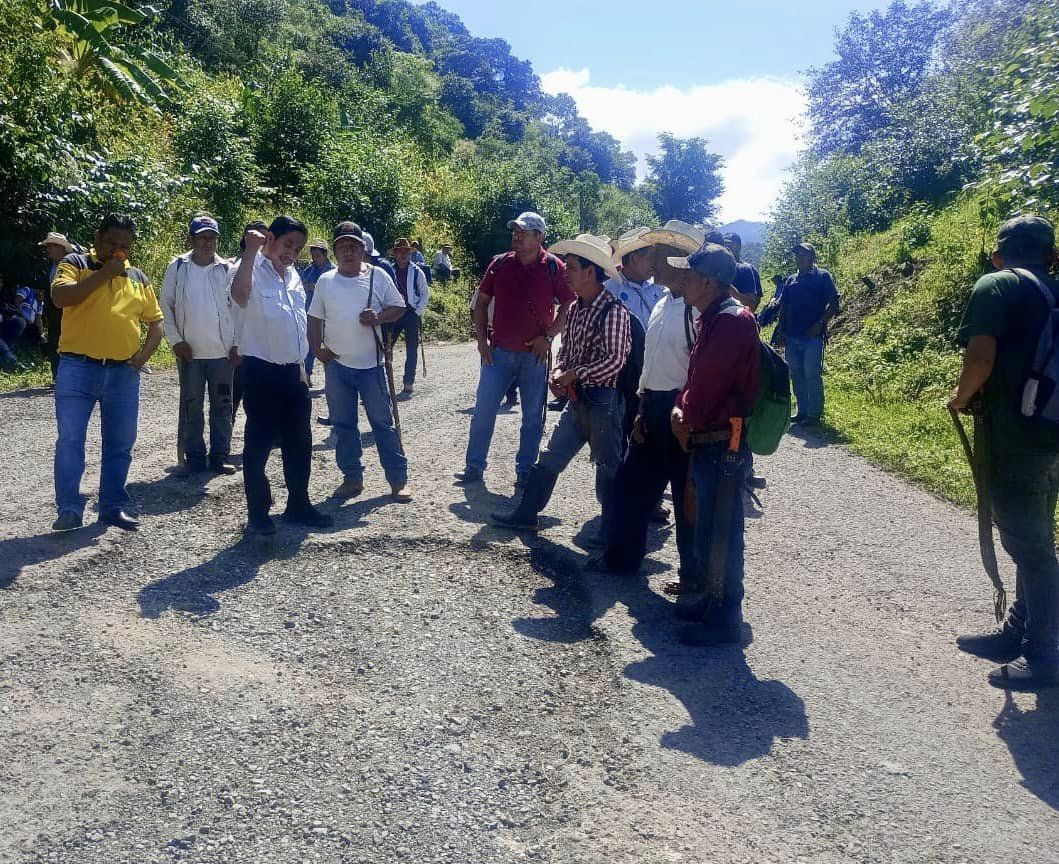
[465,347,548,475]
[786,335,825,419]
[325,362,407,486]
[384,308,421,386]
[690,443,747,613]
[54,355,140,517]
[539,386,623,536]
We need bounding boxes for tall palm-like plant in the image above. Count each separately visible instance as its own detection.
[46,0,186,109]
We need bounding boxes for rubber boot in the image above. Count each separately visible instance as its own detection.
[490,466,559,531]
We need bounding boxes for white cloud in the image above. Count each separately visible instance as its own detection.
[540,67,806,223]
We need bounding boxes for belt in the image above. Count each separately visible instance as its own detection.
[60,352,129,366]
[687,429,732,447]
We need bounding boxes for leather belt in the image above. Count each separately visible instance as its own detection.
[60,352,129,366]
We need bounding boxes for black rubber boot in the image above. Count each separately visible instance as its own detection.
[490,466,558,531]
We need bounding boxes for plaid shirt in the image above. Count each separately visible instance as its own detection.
[556,288,632,388]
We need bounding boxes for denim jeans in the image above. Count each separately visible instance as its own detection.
[325,362,407,487]
[786,335,825,419]
[539,386,623,536]
[54,355,140,517]
[177,357,234,465]
[991,452,1059,662]
[0,316,26,362]
[605,390,693,579]
[384,308,421,386]
[465,347,548,475]
[690,442,747,612]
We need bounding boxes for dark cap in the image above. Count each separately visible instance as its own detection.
[332,221,365,246]
[998,215,1055,254]
[189,215,219,235]
[666,242,738,285]
[724,232,742,245]
[792,242,815,257]
[308,238,329,252]
[705,229,726,245]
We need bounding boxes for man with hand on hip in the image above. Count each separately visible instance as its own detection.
[309,222,410,503]
[50,213,164,532]
[229,215,333,536]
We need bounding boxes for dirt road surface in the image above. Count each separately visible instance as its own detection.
[2,343,1058,863]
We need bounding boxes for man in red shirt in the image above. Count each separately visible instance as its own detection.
[456,212,575,489]
[669,242,760,646]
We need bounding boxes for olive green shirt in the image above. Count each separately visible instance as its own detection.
[957,268,1059,457]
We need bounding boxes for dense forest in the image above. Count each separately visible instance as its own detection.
[761,0,1059,509]
[0,0,737,349]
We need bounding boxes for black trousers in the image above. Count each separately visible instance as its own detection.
[242,356,312,522]
[604,389,693,580]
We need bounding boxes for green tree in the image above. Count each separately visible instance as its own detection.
[642,133,724,224]
[46,0,187,109]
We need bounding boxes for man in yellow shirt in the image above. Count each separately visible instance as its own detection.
[51,213,164,532]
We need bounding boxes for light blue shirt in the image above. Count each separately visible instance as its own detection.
[604,276,665,330]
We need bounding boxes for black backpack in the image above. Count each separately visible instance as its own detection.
[598,298,646,428]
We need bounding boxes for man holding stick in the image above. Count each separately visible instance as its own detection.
[308,221,410,503]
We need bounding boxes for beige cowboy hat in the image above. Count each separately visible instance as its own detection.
[548,233,621,282]
[390,237,414,253]
[39,231,72,253]
[641,219,706,255]
[610,226,654,265]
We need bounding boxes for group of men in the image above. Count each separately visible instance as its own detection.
[36,201,1059,689]
[48,212,425,536]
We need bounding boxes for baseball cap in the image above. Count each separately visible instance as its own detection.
[507,212,547,234]
[332,221,365,245]
[792,242,815,256]
[666,242,738,284]
[308,238,329,252]
[190,215,220,235]
[997,215,1055,254]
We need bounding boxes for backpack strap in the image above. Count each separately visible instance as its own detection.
[684,304,695,352]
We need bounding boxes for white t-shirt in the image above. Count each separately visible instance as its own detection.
[308,265,405,370]
[183,262,228,359]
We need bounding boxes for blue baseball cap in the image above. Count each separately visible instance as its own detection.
[189,215,220,235]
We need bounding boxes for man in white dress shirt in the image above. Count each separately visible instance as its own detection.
[229,215,333,535]
[588,221,705,585]
[308,221,410,502]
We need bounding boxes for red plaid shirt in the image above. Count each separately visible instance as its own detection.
[556,288,632,388]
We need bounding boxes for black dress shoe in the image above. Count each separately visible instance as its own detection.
[100,510,140,531]
[956,628,1023,663]
[209,460,239,475]
[282,507,334,529]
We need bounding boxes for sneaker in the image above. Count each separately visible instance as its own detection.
[454,467,483,485]
[391,483,412,503]
[332,478,365,500]
[282,506,334,529]
[52,511,83,532]
[956,628,1023,663]
[988,656,1059,691]
[246,516,277,536]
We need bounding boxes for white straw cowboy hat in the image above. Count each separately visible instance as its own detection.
[641,219,706,254]
[39,231,73,253]
[548,233,621,282]
[610,226,654,265]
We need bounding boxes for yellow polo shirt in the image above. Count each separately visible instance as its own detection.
[52,250,164,360]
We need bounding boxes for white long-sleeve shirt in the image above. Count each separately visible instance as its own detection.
[228,252,308,365]
[160,252,234,359]
[393,263,430,316]
[638,289,700,394]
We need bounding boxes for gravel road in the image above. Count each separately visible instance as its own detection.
[2,342,1058,864]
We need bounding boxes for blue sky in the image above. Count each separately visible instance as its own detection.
[421,0,894,222]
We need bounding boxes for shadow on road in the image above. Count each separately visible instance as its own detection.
[515,535,808,766]
[0,523,108,590]
[127,474,213,517]
[994,690,1059,810]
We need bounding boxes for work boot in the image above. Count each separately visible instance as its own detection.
[52,511,83,532]
[332,477,364,500]
[988,656,1059,691]
[209,458,238,476]
[391,483,412,503]
[956,627,1023,663]
[402,383,414,396]
[282,506,334,529]
[490,466,558,531]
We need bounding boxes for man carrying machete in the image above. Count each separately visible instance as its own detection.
[669,241,760,647]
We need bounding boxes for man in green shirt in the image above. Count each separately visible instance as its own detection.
[951,215,1059,691]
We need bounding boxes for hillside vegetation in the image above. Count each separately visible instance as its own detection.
[763,0,1059,513]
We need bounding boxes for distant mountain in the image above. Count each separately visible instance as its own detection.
[719,220,767,245]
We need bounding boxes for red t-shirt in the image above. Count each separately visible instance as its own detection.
[479,249,574,352]
[678,298,760,431]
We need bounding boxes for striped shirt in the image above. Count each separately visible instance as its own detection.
[556,288,632,389]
